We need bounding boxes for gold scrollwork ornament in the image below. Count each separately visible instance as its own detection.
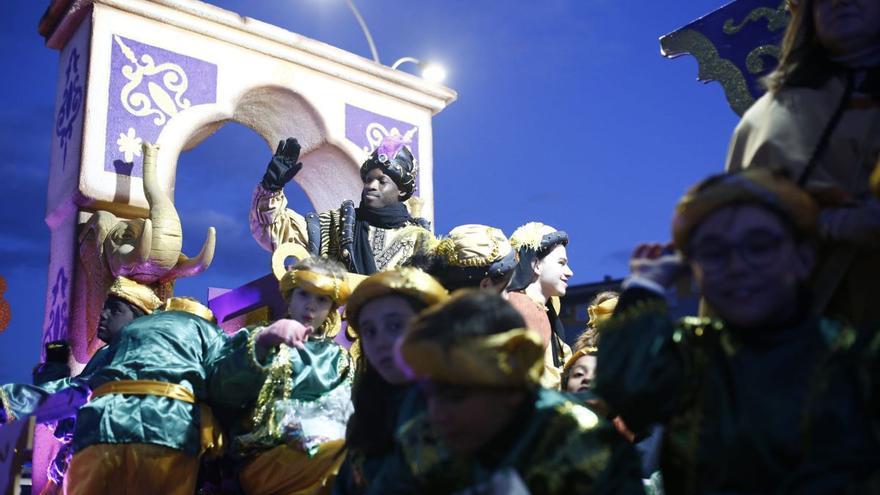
[723,0,789,35]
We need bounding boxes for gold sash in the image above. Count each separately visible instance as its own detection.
[90,380,223,457]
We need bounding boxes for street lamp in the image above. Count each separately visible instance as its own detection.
[391,57,447,83]
[333,0,447,82]
[343,0,380,63]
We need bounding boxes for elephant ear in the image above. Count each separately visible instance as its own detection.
[79,211,121,257]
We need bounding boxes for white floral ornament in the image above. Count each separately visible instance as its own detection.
[117,127,142,163]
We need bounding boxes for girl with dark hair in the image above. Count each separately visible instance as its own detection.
[332,268,447,495]
[726,0,880,325]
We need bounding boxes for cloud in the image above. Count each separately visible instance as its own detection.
[0,116,52,271]
[0,105,55,167]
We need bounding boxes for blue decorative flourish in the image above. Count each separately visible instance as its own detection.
[660,0,790,115]
[56,49,83,170]
[45,268,69,343]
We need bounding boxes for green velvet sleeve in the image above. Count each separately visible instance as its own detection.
[0,346,113,424]
[204,327,267,409]
[593,289,690,432]
[0,378,85,424]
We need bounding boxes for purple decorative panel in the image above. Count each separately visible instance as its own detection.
[48,16,90,218]
[56,50,83,171]
[104,35,217,177]
[41,210,77,360]
[208,274,285,327]
[44,267,70,346]
[345,104,419,160]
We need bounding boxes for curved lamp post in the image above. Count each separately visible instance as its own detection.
[338,0,447,83]
[391,57,447,83]
[344,0,380,63]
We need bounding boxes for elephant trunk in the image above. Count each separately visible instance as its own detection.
[128,142,183,283]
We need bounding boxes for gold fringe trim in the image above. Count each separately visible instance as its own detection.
[0,387,16,423]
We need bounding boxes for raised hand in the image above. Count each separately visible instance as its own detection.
[256,319,314,356]
[261,138,303,191]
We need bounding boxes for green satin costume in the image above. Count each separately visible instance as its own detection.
[231,338,353,495]
[594,289,880,494]
[234,337,353,456]
[0,310,267,455]
[368,388,644,495]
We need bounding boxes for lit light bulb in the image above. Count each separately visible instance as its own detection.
[421,63,447,83]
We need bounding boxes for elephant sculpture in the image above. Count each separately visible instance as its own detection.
[71,142,215,363]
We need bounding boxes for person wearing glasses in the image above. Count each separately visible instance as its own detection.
[725,0,880,326]
[594,168,880,494]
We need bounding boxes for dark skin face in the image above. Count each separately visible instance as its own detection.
[361,168,404,208]
[97,296,140,343]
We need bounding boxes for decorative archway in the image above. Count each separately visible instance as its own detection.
[34,0,456,491]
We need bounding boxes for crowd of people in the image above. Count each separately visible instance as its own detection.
[1,0,879,493]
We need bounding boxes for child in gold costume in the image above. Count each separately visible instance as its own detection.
[233,256,356,495]
[370,290,644,494]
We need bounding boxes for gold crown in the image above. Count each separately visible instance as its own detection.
[400,327,544,387]
[279,269,351,305]
[163,297,215,322]
[435,224,512,267]
[510,222,558,251]
[108,277,162,314]
[673,169,818,251]
[345,268,448,335]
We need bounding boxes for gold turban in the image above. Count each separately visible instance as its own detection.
[345,268,448,336]
[279,269,351,305]
[587,297,618,329]
[163,297,216,323]
[562,347,597,375]
[399,327,544,388]
[434,224,513,267]
[509,222,564,252]
[107,276,162,314]
[672,168,819,251]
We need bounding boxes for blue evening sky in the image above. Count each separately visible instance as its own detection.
[0,0,739,382]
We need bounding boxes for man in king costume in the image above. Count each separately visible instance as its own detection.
[250,135,434,275]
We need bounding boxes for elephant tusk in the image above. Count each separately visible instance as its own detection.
[162,227,216,281]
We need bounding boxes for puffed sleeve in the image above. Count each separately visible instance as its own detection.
[0,378,89,425]
[203,325,269,409]
[249,183,310,252]
[0,346,114,425]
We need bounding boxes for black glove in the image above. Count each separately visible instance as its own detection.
[261,138,303,191]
